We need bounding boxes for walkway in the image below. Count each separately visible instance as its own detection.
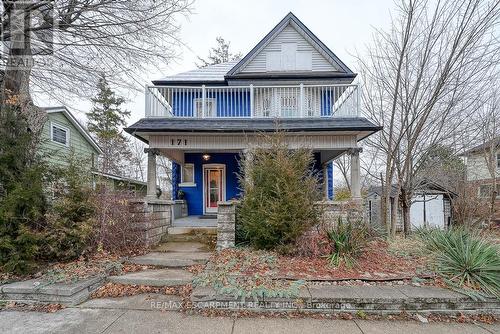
[1,302,498,334]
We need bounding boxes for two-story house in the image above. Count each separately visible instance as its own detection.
[125,13,381,222]
[463,137,500,222]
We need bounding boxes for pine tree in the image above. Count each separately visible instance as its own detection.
[196,37,242,68]
[87,76,131,175]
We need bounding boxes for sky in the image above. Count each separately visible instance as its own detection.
[38,0,395,126]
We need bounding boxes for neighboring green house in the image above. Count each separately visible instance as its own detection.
[40,106,147,196]
[41,106,102,169]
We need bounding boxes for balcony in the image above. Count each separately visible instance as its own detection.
[145,83,359,119]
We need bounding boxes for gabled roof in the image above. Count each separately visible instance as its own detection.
[92,170,147,186]
[152,12,355,85]
[43,106,103,154]
[152,60,239,85]
[226,12,355,78]
[461,137,500,156]
[367,179,457,198]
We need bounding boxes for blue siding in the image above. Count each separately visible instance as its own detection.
[178,153,241,216]
[327,162,334,199]
[312,152,334,200]
[321,90,333,116]
[172,162,180,200]
[172,91,251,117]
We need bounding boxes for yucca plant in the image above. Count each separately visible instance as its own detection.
[326,218,369,268]
[420,227,500,299]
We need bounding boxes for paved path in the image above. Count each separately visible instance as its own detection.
[1,294,499,334]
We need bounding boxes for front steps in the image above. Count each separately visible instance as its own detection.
[167,226,217,235]
[106,241,211,289]
[109,269,193,287]
[126,251,210,267]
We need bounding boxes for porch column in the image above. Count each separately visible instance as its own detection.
[323,163,329,200]
[145,148,160,199]
[350,148,362,200]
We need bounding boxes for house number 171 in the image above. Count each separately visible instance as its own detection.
[171,139,187,146]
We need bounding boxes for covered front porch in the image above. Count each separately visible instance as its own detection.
[145,147,363,224]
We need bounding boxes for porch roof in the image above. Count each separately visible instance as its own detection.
[125,117,382,143]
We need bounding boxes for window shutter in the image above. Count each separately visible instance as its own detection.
[281,43,297,70]
[296,51,312,70]
[266,52,281,71]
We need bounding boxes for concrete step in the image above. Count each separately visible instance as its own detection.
[154,241,209,253]
[109,269,193,287]
[167,226,217,235]
[127,252,211,267]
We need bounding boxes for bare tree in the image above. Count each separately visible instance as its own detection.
[475,88,499,223]
[126,139,147,182]
[359,0,500,236]
[0,0,192,136]
[333,154,351,191]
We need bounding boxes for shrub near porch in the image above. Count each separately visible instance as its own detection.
[237,133,321,254]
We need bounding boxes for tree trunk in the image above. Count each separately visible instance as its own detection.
[400,189,411,237]
[0,2,46,142]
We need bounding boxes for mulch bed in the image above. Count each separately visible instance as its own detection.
[208,240,430,283]
[276,240,429,281]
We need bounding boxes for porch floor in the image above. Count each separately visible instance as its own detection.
[172,216,217,227]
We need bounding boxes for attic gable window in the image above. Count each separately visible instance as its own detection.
[266,42,312,72]
[51,122,70,146]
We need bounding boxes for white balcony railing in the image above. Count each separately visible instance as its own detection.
[145,84,359,118]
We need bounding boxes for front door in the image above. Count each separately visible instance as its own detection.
[203,165,225,214]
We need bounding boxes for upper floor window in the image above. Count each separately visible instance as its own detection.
[266,42,312,72]
[193,98,216,117]
[51,122,69,146]
[497,153,499,169]
[280,96,298,117]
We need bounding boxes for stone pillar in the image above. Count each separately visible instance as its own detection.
[145,148,159,199]
[216,201,237,250]
[129,199,173,246]
[350,148,362,200]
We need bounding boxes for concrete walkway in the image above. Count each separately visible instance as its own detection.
[1,299,498,334]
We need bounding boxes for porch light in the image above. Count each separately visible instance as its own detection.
[202,154,211,161]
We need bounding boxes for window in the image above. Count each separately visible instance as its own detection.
[180,163,195,186]
[479,184,500,198]
[51,123,69,146]
[265,43,312,71]
[497,153,500,169]
[280,96,298,117]
[193,98,216,117]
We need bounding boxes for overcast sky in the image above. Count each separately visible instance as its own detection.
[39,0,396,125]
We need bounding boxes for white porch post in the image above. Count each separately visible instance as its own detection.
[146,148,159,199]
[323,163,329,200]
[350,148,362,200]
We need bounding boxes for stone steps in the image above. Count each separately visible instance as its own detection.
[0,276,106,306]
[109,269,193,287]
[191,285,500,315]
[167,226,217,235]
[126,251,211,268]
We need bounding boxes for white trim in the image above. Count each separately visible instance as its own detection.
[50,121,70,147]
[178,182,197,187]
[202,163,226,215]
